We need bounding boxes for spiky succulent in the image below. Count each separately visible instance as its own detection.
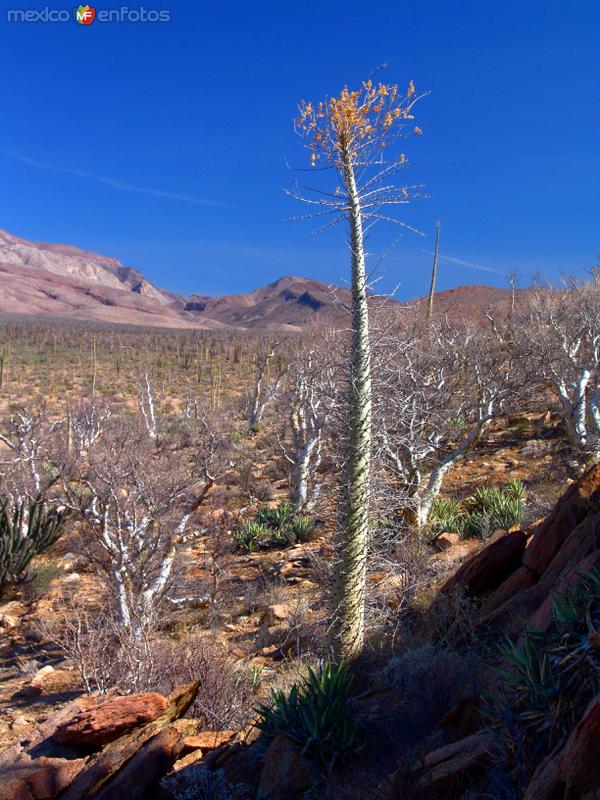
[0,496,69,591]
[255,662,361,767]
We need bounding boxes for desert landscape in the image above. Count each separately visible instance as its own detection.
[1,2,599,798]
[1,224,600,798]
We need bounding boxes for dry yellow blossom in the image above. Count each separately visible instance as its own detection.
[295,78,421,164]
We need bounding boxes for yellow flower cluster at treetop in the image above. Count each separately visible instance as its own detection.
[296,79,420,165]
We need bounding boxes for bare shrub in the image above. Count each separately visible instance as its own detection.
[152,636,254,730]
[62,419,196,630]
[424,586,482,650]
[47,603,254,728]
[162,765,249,800]
[375,642,479,745]
[373,317,520,527]
[46,603,162,694]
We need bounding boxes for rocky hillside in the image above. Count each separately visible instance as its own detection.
[0,227,511,331]
[2,465,600,798]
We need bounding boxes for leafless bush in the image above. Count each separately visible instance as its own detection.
[521,277,600,462]
[162,765,249,800]
[372,316,520,527]
[424,586,482,649]
[245,340,287,430]
[45,603,161,694]
[0,406,64,503]
[365,525,431,642]
[47,602,254,727]
[374,641,480,745]
[276,341,340,510]
[152,636,254,730]
[62,419,197,630]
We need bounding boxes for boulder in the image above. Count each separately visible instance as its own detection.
[527,547,600,634]
[522,463,600,578]
[435,532,461,551]
[416,731,492,791]
[440,530,527,599]
[481,565,536,618]
[53,691,169,746]
[257,734,318,800]
[0,684,199,800]
[181,730,236,754]
[92,725,183,800]
[19,666,56,698]
[559,693,600,799]
[207,738,266,797]
[59,682,199,800]
[0,600,27,629]
[483,512,600,639]
[440,466,600,640]
[0,757,85,800]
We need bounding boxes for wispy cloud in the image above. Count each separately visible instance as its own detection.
[2,151,240,210]
[424,250,507,276]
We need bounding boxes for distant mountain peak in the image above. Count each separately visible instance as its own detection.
[0,227,508,331]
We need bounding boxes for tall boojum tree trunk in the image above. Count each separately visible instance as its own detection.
[293,78,423,662]
[333,145,372,662]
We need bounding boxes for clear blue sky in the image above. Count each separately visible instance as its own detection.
[0,0,598,298]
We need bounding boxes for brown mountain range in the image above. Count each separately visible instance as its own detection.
[0,228,509,330]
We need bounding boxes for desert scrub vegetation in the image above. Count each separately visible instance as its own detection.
[0,495,68,592]
[255,662,361,768]
[232,501,314,552]
[483,567,600,794]
[427,480,525,540]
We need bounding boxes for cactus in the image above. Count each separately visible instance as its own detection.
[0,496,68,591]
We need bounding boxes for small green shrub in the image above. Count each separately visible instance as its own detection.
[232,521,269,553]
[256,501,294,530]
[255,662,361,767]
[233,502,313,552]
[428,481,525,540]
[429,498,467,536]
[23,562,65,601]
[291,515,314,542]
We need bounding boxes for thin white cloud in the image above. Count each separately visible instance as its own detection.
[424,250,507,276]
[2,151,240,210]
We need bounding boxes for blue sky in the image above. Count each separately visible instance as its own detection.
[0,0,598,298]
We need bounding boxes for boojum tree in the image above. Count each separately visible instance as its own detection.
[291,78,424,660]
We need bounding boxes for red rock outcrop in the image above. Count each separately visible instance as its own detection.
[52,691,169,746]
[0,683,200,800]
[523,693,600,800]
[439,529,527,598]
[436,465,600,641]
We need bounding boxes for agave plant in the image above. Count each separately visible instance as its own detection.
[484,568,600,786]
[256,501,295,530]
[430,481,526,540]
[291,514,313,542]
[233,502,313,552]
[255,662,361,767]
[0,496,68,591]
[232,520,268,553]
[429,497,467,536]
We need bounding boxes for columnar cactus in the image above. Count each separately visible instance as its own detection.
[0,497,67,591]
